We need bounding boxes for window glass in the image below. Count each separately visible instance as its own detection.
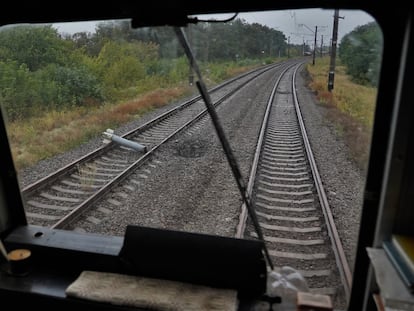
[0,9,382,309]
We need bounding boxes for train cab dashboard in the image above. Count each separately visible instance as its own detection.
[0,1,413,310]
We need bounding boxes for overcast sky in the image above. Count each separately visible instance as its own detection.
[239,9,375,44]
[53,8,375,46]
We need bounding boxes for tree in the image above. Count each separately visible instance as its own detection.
[339,22,383,86]
[0,25,72,71]
[0,25,105,119]
[95,41,159,99]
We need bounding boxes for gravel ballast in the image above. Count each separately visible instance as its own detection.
[17,61,366,304]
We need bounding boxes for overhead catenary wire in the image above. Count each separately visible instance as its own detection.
[173,26,274,271]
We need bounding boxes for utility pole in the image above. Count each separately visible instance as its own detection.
[302,39,305,56]
[287,36,290,58]
[298,23,326,63]
[328,9,343,91]
[187,25,194,85]
[320,35,323,57]
[312,26,317,65]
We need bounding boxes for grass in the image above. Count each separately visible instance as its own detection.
[7,59,271,171]
[8,86,191,170]
[305,56,378,172]
[7,56,377,173]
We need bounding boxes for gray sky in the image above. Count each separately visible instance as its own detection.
[199,9,375,45]
[53,8,375,46]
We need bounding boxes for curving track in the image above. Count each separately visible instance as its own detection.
[21,61,290,228]
[21,58,350,308]
[237,62,351,307]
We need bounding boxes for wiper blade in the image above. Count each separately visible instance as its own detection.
[174,26,274,271]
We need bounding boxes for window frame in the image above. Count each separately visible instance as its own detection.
[0,2,412,310]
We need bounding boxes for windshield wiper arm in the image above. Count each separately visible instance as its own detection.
[174,26,274,271]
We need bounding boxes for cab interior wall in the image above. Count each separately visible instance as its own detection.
[0,2,412,311]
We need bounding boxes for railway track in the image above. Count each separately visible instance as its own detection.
[21,61,291,229]
[237,62,351,307]
[21,57,350,308]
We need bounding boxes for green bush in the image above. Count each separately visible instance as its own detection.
[339,22,383,86]
[0,61,39,120]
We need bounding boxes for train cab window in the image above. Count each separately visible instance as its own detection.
[0,5,399,311]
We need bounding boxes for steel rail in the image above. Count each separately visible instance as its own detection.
[235,62,298,238]
[292,63,352,298]
[22,62,281,197]
[236,60,352,303]
[52,62,291,229]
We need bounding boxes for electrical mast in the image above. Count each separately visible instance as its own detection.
[328,9,342,91]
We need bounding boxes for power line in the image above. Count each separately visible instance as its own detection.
[298,23,327,65]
